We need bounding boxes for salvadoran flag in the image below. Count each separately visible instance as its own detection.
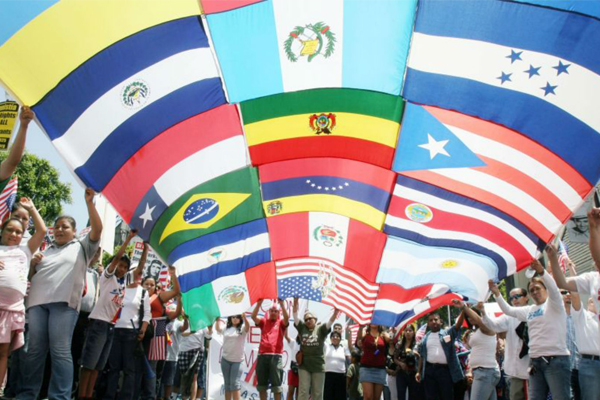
[403,0,600,186]
[206,0,417,102]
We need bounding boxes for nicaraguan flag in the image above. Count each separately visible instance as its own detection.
[403,0,600,185]
[207,0,417,102]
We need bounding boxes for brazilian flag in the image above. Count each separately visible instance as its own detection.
[150,167,264,260]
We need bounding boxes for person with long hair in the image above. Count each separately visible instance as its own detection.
[453,300,499,400]
[357,324,392,400]
[20,189,102,400]
[394,324,421,400]
[489,245,570,400]
[0,198,46,390]
[214,314,250,400]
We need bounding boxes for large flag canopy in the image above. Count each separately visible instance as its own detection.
[1,0,599,330]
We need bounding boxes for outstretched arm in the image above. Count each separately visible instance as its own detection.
[280,298,289,326]
[132,242,149,279]
[85,189,103,242]
[158,266,181,303]
[547,244,578,292]
[0,106,33,181]
[21,198,47,254]
[589,208,600,270]
[489,280,529,321]
[107,230,136,275]
[251,299,263,325]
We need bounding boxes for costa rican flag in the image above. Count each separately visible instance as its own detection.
[0,177,18,223]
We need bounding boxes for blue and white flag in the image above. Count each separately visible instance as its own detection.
[403,0,600,185]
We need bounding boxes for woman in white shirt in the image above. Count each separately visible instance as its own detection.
[214,314,249,400]
[0,198,46,390]
[489,246,570,400]
[324,331,350,400]
[452,300,499,400]
[103,282,151,400]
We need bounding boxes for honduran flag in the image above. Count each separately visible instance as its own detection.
[170,219,271,293]
[511,0,600,19]
[267,211,385,282]
[240,88,403,169]
[259,158,395,231]
[182,262,277,331]
[385,175,543,279]
[403,0,600,186]
[393,103,591,243]
[206,0,417,102]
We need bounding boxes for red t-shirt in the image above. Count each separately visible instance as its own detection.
[361,334,386,368]
[258,317,288,354]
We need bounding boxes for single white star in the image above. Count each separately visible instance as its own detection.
[139,203,156,228]
[418,133,450,160]
[306,179,311,183]
[325,187,329,191]
[311,184,316,187]
[317,186,322,190]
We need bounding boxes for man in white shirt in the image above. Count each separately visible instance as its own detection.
[482,287,530,400]
[571,292,600,400]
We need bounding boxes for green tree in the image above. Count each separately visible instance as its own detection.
[0,151,72,223]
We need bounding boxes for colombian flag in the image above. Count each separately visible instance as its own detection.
[259,158,395,230]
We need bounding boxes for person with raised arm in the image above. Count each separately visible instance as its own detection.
[453,300,500,400]
[77,230,140,400]
[0,106,33,185]
[251,298,289,400]
[214,314,250,400]
[292,297,338,400]
[481,287,530,400]
[415,311,464,400]
[0,197,46,390]
[20,188,102,400]
[488,245,570,400]
[356,324,393,400]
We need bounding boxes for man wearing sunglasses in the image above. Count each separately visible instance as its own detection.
[481,287,530,400]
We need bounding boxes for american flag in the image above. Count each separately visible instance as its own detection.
[147,318,168,360]
[275,257,379,325]
[0,177,18,223]
[348,324,360,346]
[558,240,570,273]
[158,264,170,288]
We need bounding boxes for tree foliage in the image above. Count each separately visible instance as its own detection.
[0,151,72,223]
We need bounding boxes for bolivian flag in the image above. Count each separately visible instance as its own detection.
[150,167,264,260]
[259,158,395,231]
[241,89,404,169]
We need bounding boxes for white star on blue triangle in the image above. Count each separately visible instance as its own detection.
[553,60,571,76]
[506,50,523,64]
[524,65,541,78]
[392,104,486,172]
[497,72,512,84]
[541,82,558,96]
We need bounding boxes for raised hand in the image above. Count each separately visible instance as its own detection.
[488,279,500,296]
[84,188,96,203]
[19,106,34,126]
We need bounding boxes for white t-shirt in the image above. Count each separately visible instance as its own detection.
[0,244,32,312]
[114,286,151,330]
[166,319,185,362]
[179,328,211,353]
[496,272,569,358]
[89,269,133,323]
[220,327,248,363]
[426,334,448,364]
[28,236,99,311]
[468,329,499,369]
[574,271,600,320]
[482,313,530,379]
[80,268,99,313]
[571,303,600,356]
[325,343,350,373]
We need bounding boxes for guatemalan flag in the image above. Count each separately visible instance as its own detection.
[206,0,417,102]
[403,0,600,198]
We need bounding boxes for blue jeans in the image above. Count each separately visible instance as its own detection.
[221,358,242,391]
[528,355,570,400]
[423,363,453,400]
[471,367,500,400]
[396,370,420,400]
[18,303,78,400]
[103,329,139,400]
[578,357,600,400]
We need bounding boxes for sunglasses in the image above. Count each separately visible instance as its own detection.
[509,294,525,301]
[304,317,315,322]
[561,291,570,295]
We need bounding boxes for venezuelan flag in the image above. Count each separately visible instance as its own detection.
[259,158,395,230]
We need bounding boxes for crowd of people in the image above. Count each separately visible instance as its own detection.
[0,107,599,400]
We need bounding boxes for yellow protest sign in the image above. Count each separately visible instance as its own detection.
[0,101,19,151]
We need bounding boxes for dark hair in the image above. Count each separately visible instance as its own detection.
[333,323,342,329]
[330,331,342,340]
[1,217,25,234]
[427,312,441,321]
[400,325,416,350]
[227,315,243,332]
[368,324,384,334]
[55,215,76,230]
[527,277,547,292]
[519,288,528,297]
[350,351,362,363]
[142,275,156,286]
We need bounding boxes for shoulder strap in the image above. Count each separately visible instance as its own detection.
[138,288,147,330]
